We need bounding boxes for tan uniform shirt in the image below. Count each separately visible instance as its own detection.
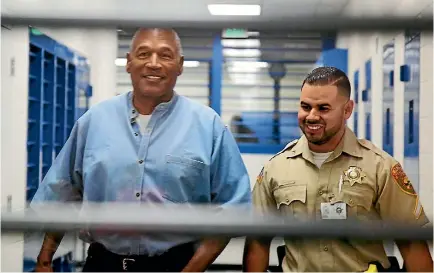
[253,127,430,272]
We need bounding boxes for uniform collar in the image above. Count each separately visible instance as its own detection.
[287,126,363,161]
[127,90,178,121]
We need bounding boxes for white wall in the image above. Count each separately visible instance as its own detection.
[1,25,29,273]
[1,25,118,271]
[336,29,433,264]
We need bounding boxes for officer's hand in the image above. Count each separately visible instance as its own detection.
[35,259,53,272]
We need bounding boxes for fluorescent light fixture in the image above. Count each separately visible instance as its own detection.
[223,48,261,58]
[208,4,261,16]
[183,61,200,67]
[115,58,127,66]
[222,39,260,48]
[115,58,200,68]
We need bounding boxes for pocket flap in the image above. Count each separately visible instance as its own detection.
[273,184,307,209]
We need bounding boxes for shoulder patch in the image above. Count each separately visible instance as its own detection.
[269,139,299,161]
[256,167,264,184]
[391,163,416,195]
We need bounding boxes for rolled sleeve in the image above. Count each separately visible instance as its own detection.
[210,126,252,207]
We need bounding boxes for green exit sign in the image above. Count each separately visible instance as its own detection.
[222,28,248,38]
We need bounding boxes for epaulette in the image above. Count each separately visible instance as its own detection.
[357,138,388,159]
[269,139,299,161]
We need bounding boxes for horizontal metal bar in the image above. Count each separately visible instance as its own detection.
[2,204,432,241]
[2,16,432,31]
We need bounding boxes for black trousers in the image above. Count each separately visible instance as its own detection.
[82,242,196,272]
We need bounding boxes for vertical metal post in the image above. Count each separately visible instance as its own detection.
[210,34,222,115]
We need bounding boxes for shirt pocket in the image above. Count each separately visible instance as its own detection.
[272,183,307,219]
[161,154,206,203]
[337,184,375,220]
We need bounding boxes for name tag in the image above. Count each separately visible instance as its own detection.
[321,202,347,219]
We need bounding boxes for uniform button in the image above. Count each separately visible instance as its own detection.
[138,160,144,164]
[349,199,354,205]
[132,109,136,114]
[136,193,140,197]
[318,190,323,195]
[286,199,290,203]
[324,246,328,251]
[134,133,139,136]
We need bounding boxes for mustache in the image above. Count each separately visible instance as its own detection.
[304,120,323,125]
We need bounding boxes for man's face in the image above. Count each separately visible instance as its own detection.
[126,29,184,98]
[297,84,353,145]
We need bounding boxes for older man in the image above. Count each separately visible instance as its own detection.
[32,28,251,272]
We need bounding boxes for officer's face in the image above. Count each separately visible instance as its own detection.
[126,29,184,99]
[298,84,353,145]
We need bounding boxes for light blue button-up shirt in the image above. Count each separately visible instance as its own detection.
[31,91,252,256]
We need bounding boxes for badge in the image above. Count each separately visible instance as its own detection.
[391,163,416,195]
[344,166,365,186]
[321,202,347,219]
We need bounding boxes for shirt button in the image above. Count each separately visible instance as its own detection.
[138,160,144,164]
[136,193,140,197]
[324,246,328,251]
[134,133,139,136]
[132,109,136,114]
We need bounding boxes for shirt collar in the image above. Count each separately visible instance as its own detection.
[127,91,179,121]
[286,126,363,161]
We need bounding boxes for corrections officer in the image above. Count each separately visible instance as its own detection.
[243,66,433,272]
[31,28,251,272]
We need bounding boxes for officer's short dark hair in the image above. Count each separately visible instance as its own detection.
[301,66,351,98]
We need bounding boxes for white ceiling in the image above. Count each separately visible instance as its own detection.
[2,0,432,30]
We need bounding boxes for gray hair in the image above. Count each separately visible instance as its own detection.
[130,28,183,56]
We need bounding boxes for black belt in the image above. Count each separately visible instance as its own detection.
[84,241,196,272]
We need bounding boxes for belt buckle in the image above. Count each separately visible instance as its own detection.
[122,258,135,271]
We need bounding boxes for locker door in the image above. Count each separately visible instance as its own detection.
[382,40,395,156]
[403,32,420,193]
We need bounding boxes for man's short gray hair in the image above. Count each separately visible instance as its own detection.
[129,28,183,56]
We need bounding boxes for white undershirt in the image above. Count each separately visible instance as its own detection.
[311,151,333,168]
[137,114,151,135]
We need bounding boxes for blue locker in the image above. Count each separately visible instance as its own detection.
[25,27,92,272]
[382,40,395,156]
[363,60,372,140]
[353,70,359,137]
[403,31,420,192]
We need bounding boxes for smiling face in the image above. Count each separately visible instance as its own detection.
[297,84,354,154]
[126,28,184,99]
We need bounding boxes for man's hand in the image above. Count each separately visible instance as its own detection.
[181,238,230,272]
[35,259,53,272]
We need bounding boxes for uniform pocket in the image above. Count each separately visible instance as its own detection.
[337,184,375,220]
[161,154,206,203]
[273,184,307,219]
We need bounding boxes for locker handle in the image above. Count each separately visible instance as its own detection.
[389,70,394,87]
[408,100,414,144]
[362,90,368,102]
[400,65,410,82]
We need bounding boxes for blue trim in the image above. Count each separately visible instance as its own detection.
[321,33,336,50]
[315,49,348,74]
[354,70,359,137]
[210,35,222,115]
[364,59,372,141]
[238,143,286,154]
